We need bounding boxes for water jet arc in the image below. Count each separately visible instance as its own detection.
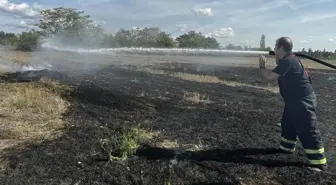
[42,45,270,57]
[269,51,336,70]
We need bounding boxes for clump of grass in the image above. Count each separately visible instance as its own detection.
[100,122,160,161]
[39,77,73,96]
[0,78,72,142]
[156,139,208,151]
[157,140,179,148]
[118,127,159,159]
[183,91,212,104]
[183,139,208,151]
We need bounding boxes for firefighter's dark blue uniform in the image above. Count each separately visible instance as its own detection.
[272,52,327,168]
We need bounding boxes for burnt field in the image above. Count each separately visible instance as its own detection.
[0,54,336,185]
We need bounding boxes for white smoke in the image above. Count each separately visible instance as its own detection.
[0,62,52,73]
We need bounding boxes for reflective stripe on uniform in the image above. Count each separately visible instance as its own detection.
[281,137,297,145]
[280,145,295,152]
[305,147,325,154]
[309,158,327,165]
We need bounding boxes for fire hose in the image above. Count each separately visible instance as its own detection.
[269,51,336,70]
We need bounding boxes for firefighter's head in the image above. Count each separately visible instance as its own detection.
[274,37,293,64]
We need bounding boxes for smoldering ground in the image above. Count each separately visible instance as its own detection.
[0,45,336,185]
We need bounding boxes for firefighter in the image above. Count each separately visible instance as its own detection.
[258,37,327,172]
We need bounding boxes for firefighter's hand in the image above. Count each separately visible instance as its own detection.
[259,55,266,68]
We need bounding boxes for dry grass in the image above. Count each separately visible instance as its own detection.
[124,55,333,95]
[0,49,31,65]
[135,66,279,93]
[183,91,212,104]
[173,72,222,83]
[0,78,72,144]
[184,143,208,151]
[157,140,179,148]
[156,139,208,151]
[298,59,334,70]
[172,72,279,93]
[136,68,166,75]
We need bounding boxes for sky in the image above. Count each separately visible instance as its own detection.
[0,0,336,51]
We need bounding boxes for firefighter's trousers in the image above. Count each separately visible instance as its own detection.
[279,92,327,167]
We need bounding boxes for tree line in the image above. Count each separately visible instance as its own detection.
[0,7,270,52]
[0,7,221,51]
[0,7,334,60]
[297,48,336,60]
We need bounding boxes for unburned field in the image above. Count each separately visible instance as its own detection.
[0,52,336,185]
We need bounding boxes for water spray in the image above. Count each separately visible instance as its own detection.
[41,44,336,70]
[269,51,336,70]
[42,44,269,57]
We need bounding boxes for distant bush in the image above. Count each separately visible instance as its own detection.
[0,30,41,51]
[176,31,220,49]
[15,31,41,52]
[0,31,18,48]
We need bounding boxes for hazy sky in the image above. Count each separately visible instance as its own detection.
[1,0,335,51]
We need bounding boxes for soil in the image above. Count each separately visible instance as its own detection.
[0,60,336,185]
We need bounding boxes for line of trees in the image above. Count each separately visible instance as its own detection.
[297,48,336,60]
[0,7,334,59]
[0,7,271,52]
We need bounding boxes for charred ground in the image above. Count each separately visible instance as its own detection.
[0,60,336,185]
